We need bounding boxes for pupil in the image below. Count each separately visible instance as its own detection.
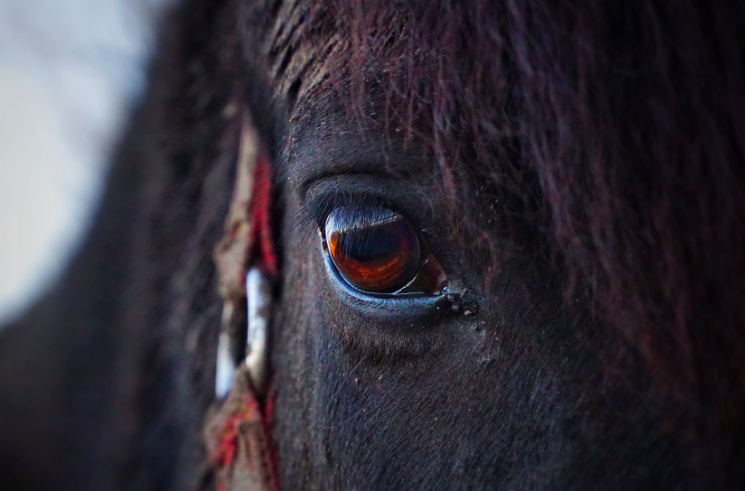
[339,223,403,262]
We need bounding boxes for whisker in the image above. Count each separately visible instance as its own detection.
[321,388,389,430]
[295,337,344,379]
[324,356,366,410]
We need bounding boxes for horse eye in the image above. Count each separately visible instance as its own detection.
[323,206,446,295]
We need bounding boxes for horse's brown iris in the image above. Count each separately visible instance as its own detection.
[324,207,422,293]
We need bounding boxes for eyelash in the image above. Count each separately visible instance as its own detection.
[302,191,398,234]
[292,189,402,260]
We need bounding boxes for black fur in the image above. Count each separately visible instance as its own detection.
[1,0,744,489]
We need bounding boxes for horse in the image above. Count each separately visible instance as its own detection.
[1,0,744,489]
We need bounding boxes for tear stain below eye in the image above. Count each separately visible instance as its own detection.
[441,285,479,316]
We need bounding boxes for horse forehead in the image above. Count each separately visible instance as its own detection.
[260,0,344,112]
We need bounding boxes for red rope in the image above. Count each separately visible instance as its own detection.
[215,395,260,469]
[250,154,278,278]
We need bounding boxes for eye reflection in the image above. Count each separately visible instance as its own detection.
[323,206,446,295]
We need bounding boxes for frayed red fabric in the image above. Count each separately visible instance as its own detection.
[204,366,279,491]
[250,155,278,279]
[215,396,260,469]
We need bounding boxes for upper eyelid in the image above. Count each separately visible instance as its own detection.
[296,167,390,202]
[288,184,393,253]
[282,128,419,200]
[300,174,434,231]
[300,180,402,231]
[305,192,390,228]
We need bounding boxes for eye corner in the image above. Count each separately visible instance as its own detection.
[441,285,480,317]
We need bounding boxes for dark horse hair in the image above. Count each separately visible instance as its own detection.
[0,0,743,488]
[263,0,745,477]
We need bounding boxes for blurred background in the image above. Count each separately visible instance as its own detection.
[0,0,169,324]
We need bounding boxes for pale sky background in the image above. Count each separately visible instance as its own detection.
[0,0,169,323]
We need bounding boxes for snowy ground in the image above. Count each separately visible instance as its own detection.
[0,0,168,323]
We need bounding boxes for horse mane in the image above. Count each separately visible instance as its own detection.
[264,0,745,474]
